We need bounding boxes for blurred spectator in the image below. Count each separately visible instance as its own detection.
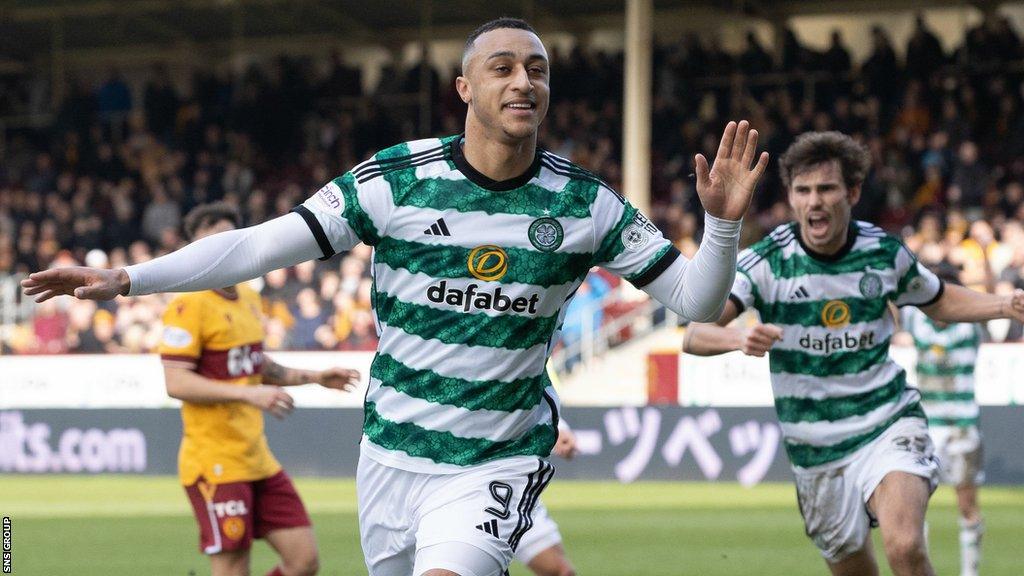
[823,30,853,77]
[739,32,773,76]
[949,141,988,212]
[288,287,332,350]
[862,26,900,109]
[96,68,133,135]
[144,64,180,140]
[32,299,69,354]
[140,185,181,244]
[906,14,945,81]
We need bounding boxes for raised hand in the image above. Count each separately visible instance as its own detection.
[21,266,130,302]
[695,120,770,221]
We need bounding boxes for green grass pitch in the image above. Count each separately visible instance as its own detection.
[2,476,1022,575]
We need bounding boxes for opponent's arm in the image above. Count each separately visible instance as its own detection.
[921,283,1024,324]
[262,356,360,392]
[23,212,321,301]
[163,366,295,419]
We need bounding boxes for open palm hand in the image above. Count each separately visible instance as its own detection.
[695,120,770,221]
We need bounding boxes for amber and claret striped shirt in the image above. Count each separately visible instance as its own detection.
[159,284,282,486]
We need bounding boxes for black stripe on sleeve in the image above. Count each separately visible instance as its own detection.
[899,279,945,308]
[290,205,335,261]
[728,293,746,315]
[630,246,682,288]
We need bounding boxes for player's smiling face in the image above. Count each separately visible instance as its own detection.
[457,28,550,141]
[788,160,861,255]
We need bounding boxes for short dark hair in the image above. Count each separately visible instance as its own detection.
[183,202,241,240]
[779,131,871,190]
[463,17,537,71]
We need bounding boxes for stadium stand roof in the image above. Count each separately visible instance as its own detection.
[0,0,1004,66]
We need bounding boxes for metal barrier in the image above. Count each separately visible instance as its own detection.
[0,273,34,331]
[550,294,676,375]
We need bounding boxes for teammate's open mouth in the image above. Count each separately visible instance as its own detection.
[807,214,830,235]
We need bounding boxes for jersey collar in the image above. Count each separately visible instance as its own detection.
[795,220,859,262]
[451,135,542,191]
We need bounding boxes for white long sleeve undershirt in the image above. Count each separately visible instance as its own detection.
[125,211,740,325]
[641,213,741,322]
[125,212,320,296]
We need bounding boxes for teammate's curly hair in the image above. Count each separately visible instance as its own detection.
[779,131,871,191]
[183,202,242,240]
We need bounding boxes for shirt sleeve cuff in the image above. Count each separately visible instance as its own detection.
[124,265,143,296]
[703,213,742,244]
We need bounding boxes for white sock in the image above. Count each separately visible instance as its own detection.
[959,517,983,576]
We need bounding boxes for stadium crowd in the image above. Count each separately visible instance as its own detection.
[3,13,1024,354]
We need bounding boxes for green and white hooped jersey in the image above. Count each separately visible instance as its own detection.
[294,135,679,473]
[730,221,943,470]
[900,307,980,428]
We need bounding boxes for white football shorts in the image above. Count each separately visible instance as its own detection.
[793,417,938,563]
[357,451,554,576]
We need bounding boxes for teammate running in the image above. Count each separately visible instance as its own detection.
[162,202,359,576]
[24,18,768,576]
[683,131,1024,576]
[898,282,985,576]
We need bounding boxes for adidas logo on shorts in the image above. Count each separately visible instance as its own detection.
[475,519,500,538]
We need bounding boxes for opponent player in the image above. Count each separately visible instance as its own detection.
[898,279,985,576]
[161,202,359,576]
[24,18,769,576]
[683,131,1024,576]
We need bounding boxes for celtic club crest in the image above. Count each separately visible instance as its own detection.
[528,217,564,252]
[859,271,883,298]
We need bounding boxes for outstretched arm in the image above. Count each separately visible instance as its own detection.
[22,212,321,301]
[683,302,743,356]
[262,357,360,392]
[682,299,783,357]
[921,283,1024,324]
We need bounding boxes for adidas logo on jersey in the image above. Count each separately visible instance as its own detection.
[424,218,451,236]
[475,519,500,538]
[789,286,810,300]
